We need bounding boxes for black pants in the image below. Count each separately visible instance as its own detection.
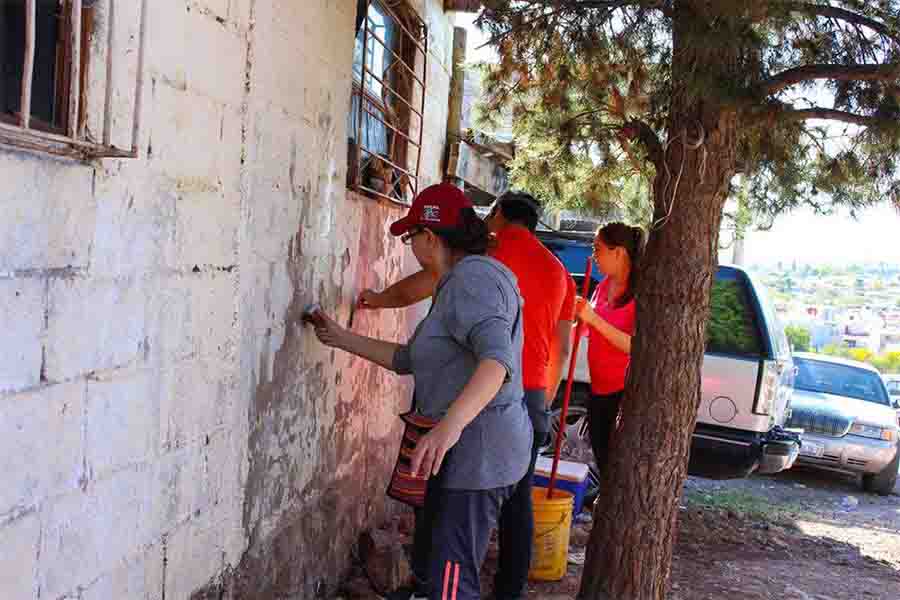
[587,391,623,478]
[429,485,513,600]
[492,427,547,600]
[411,472,515,600]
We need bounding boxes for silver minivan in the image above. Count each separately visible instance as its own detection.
[687,266,800,478]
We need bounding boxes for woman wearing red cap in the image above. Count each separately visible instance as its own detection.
[307,183,532,600]
[574,223,643,479]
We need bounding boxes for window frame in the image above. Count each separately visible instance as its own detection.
[348,0,427,207]
[0,0,147,160]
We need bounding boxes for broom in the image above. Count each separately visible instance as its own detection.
[546,256,593,499]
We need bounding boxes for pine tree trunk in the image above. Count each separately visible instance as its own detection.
[578,4,742,599]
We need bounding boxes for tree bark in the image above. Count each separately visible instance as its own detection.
[578,4,740,599]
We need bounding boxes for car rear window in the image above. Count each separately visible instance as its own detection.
[706,277,765,358]
[538,233,603,300]
[795,359,890,405]
[887,380,900,397]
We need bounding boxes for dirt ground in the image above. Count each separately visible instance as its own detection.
[502,467,900,600]
[341,467,900,599]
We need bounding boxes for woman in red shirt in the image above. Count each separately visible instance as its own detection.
[574,222,643,477]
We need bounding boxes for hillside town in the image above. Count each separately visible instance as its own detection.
[749,262,900,367]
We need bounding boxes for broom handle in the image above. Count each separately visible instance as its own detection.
[547,257,593,499]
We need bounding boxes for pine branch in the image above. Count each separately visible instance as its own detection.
[774,107,891,127]
[476,0,668,49]
[780,2,900,46]
[561,108,610,127]
[475,7,567,50]
[763,63,900,95]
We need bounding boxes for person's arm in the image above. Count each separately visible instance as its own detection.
[306,310,403,371]
[574,297,632,354]
[546,320,573,405]
[357,269,438,309]
[410,359,506,476]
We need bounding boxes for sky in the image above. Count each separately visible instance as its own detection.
[453,14,900,267]
[742,205,900,267]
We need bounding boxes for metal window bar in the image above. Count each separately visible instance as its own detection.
[20,0,35,129]
[360,67,423,120]
[413,18,428,196]
[102,0,116,146]
[373,0,428,58]
[130,0,149,155]
[1,0,147,160]
[68,0,82,138]
[360,146,417,180]
[360,100,421,148]
[366,27,426,90]
[352,0,427,207]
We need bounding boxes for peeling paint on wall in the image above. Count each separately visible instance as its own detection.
[0,1,452,599]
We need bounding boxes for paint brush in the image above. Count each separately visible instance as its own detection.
[301,303,324,326]
[347,300,357,330]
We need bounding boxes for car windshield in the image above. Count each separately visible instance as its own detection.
[794,358,890,406]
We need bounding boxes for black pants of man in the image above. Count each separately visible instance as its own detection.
[491,426,546,600]
[492,387,550,600]
[587,390,624,478]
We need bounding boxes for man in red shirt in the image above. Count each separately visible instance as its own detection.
[359,191,575,600]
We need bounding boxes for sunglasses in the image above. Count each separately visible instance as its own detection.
[401,227,425,245]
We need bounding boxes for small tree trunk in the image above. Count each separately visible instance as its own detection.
[732,234,746,265]
[578,5,742,599]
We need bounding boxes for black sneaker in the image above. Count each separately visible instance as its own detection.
[381,586,429,600]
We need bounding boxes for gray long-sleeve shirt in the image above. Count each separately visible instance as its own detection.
[393,256,533,490]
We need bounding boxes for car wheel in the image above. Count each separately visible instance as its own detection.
[862,446,900,496]
[543,405,589,453]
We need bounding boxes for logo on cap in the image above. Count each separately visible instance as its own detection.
[422,205,441,222]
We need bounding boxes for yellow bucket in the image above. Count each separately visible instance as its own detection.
[528,487,574,581]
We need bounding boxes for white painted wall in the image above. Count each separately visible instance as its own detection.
[0,1,453,598]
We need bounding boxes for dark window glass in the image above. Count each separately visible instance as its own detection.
[706,277,765,357]
[1,0,67,130]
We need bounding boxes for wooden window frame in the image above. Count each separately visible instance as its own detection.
[349,0,428,207]
[0,0,148,160]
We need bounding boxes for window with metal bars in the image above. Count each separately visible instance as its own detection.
[348,0,427,206]
[0,0,146,159]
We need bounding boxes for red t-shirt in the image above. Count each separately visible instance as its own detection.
[586,277,636,395]
[490,226,576,391]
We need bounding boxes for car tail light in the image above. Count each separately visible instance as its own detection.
[755,359,779,415]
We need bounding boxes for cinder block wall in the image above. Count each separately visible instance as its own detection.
[0,1,453,598]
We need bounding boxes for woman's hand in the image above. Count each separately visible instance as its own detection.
[410,418,464,477]
[574,296,595,323]
[304,309,347,349]
[356,289,384,310]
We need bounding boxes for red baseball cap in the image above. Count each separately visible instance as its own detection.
[389,183,473,236]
